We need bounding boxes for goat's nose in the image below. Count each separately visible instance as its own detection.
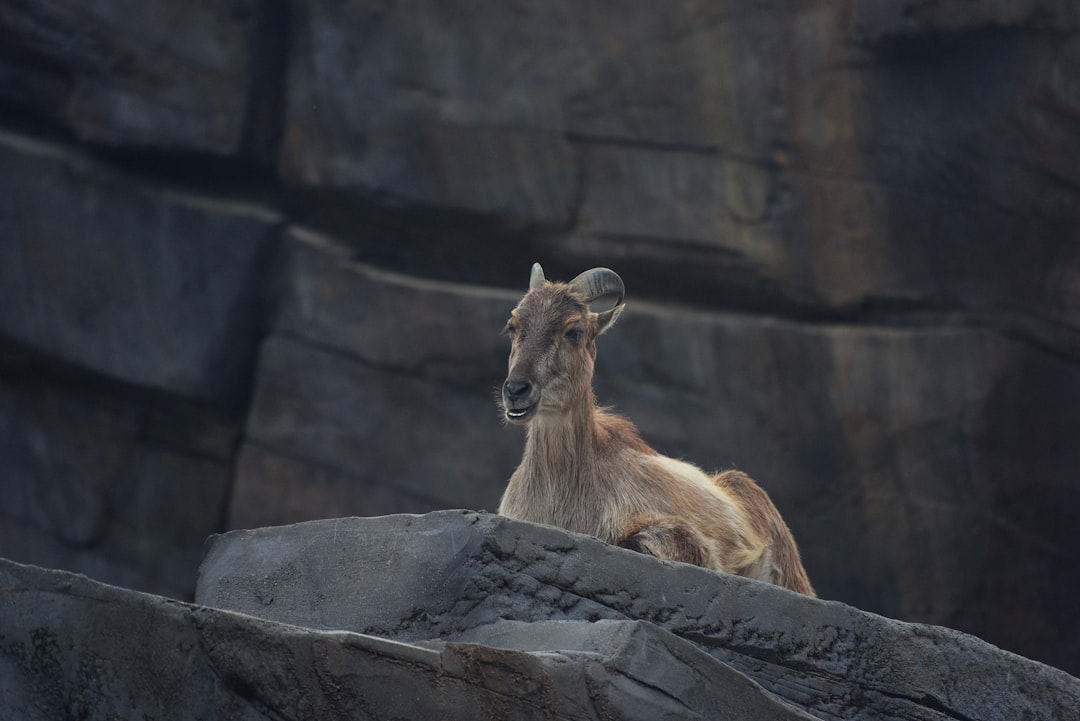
[504,380,532,400]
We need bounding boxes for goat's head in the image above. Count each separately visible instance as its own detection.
[500,263,625,424]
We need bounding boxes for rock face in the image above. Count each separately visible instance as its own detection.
[1,0,1079,678]
[0,132,280,403]
[0,0,273,154]
[7,512,1078,721]
[194,512,1080,721]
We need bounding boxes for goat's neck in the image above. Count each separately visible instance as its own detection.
[522,390,602,487]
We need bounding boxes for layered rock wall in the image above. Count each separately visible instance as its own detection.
[1,0,1078,673]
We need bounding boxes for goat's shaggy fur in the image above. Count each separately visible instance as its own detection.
[497,265,814,596]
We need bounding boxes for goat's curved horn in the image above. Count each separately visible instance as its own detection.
[568,267,625,306]
[529,262,546,290]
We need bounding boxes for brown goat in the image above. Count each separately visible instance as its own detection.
[497,264,814,596]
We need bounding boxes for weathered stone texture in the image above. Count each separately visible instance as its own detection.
[5,513,1078,721]
[0,131,280,403]
[193,512,1080,721]
[0,0,266,153]
[227,229,520,529]
[1,553,815,721]
[278,0,1080,334]
[0,129,275,597]
[0,379,235,599]
[280,1,576,222]
[233,334,511,521]
[274,229,516,389]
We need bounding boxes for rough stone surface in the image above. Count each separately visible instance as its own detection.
[279,0,1080,339]
[0,0,270,153]
[193,512,1080,721]
[0,374,236,599]
[0,130,280,404]
[0,0,1078,680]
[280,1,578,222]
[5,512,1078,720]
[1,554,815,720]
[227,228,521,529]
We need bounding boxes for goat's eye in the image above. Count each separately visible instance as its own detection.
[565,327,584,344]
[503,320,518,337]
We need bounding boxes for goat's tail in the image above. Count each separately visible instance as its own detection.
[714,470,816,597]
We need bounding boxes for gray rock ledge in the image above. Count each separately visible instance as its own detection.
[2,510,1076,720]
[196,510,1078,721]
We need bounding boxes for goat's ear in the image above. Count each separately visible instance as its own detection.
[595,303,624,336]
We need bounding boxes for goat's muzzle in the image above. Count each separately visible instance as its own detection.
[502,379,537,423]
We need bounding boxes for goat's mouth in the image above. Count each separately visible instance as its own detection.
[503,404,536,423]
